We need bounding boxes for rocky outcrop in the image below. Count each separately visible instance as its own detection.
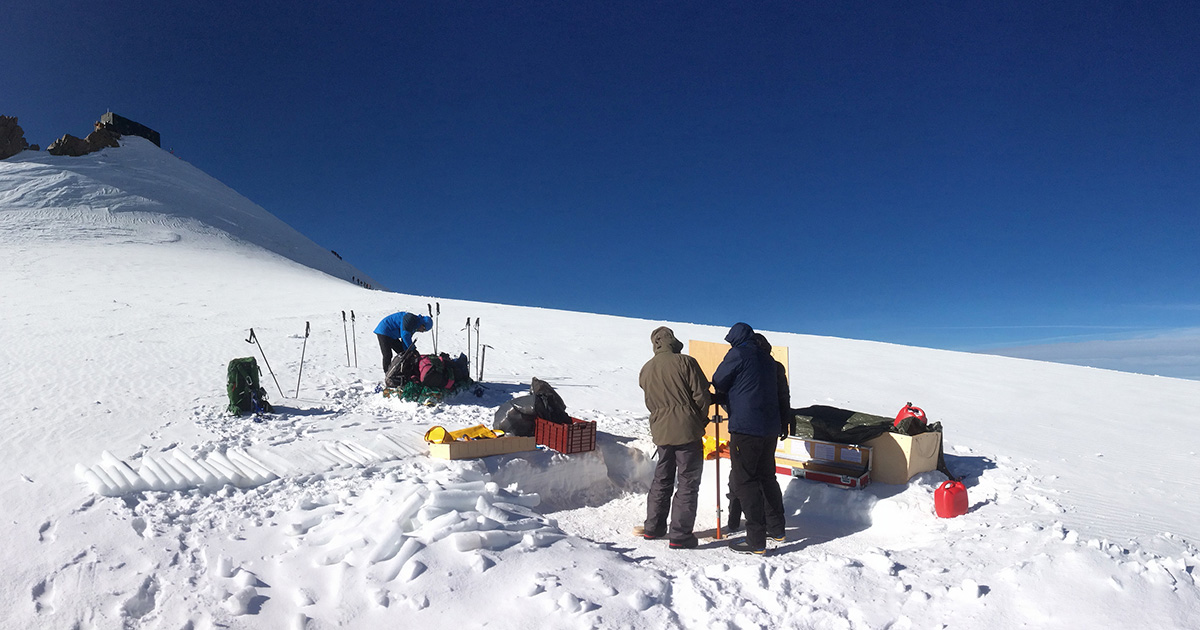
[86,122,121,151]
[0,115,30,160]
[47,133,93,157]
[47,120,123,156]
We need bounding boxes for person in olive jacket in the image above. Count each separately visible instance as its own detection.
[712,322,786,555]
[638,326,712,549]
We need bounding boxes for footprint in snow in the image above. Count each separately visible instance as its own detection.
[38,521,55,543]
[32,576,54,614]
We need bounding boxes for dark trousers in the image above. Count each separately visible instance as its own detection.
[645,441,704,545]
[729,432,785,548]
[377,333,409,374]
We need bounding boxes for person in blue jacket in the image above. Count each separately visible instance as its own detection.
[374,311,433,374]
[711,322,786,555]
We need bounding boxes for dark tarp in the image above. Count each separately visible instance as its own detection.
[791,405,956,480]
[792,405,894,444]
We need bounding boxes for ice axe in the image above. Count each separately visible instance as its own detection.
[479,344,492,383]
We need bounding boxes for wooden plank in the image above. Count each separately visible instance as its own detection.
[427,436,537,460]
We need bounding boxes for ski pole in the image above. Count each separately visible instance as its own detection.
[480,344,492,383]
[295,321,310,398]
[464,317,471,360]
[342,311,350,367]
[474,318,481,379]
[435,302,440,354]
[714,401,723,541]
[350,310,358,367]
[426,303,434,353]
[246,328,283,399]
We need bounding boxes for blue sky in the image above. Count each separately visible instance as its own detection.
[6,1,1200,364]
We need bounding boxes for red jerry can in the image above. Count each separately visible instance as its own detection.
[935,480,968,518]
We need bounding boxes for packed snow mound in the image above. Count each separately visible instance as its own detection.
[0,136,380,287]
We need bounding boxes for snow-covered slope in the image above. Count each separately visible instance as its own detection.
[0,136,380,288]
[2,141,1199,629]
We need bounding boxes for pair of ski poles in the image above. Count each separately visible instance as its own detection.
[463,317,490,382]
[245,323,311,400]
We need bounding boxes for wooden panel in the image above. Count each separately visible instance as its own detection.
[428,436,537,460]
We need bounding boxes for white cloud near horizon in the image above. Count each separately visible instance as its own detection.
[984,329,1200,380]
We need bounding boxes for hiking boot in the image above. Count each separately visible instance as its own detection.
[633,525,663,540]
[725,520,742,533]
[669,537,698,550]
[767,529,785,543]
[729,540,766,555]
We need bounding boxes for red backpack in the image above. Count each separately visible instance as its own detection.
[894,402,927,428]
[418,354,455,390]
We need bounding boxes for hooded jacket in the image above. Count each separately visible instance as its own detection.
[374,312,432,348]
[711,323,780,438]
[755,333,794,437]
[638,327,712,446]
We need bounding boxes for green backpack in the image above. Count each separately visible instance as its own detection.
[226,357,274,416]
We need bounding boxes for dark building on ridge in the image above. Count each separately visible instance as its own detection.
[100,112,160,147]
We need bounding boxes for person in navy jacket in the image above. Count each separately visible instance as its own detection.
[712,322,786,555]
[374,311,432,374]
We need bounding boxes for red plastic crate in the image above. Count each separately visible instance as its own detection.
[534,417,597,454]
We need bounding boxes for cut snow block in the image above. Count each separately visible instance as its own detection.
[228,448,277,482]
[864,431,941,485]
[171,450,218,487]
[429,489,485,512]
[102,451,149,492]
[135,462,167,490]
[427,436,537,460]
[203,451,249,486]
[142,456,186,490]
[76,463,114,496]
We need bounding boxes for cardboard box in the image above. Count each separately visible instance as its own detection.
[864,431,941,484]
[428,436,537,460]
[534,417,597,454]
[774,437,871,489]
